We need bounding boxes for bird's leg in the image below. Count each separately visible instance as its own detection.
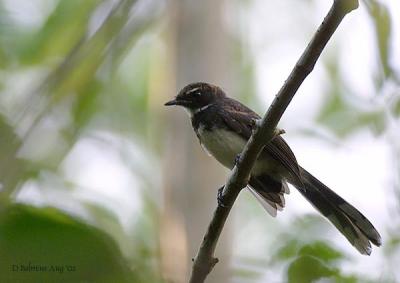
[217,186,229,208]
[234,154,241,166]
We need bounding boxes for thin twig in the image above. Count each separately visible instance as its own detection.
[189,1,359,282]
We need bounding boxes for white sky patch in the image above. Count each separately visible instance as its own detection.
[339,4,380,98]
[16,174,92,222]
[288,131,391,228]
[60,134,143,231]
[3,0,57,29]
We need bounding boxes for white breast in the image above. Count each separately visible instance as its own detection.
[197,126,246,169]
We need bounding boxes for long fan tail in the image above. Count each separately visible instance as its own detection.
[296,167,381,255]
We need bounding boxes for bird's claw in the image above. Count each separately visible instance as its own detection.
[234,154,241,166]
[217,186,230,208]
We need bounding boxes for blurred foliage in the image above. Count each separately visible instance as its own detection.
[363,0,395,83]
[0,0,164,282]
[317,54,386,137]
[0,0,399,282]
[317,0,399,138]
[273,216,362,283]
[0,114,25,200]
[0,204,135,283]
[17,0,101,66]
[234,211,393,282]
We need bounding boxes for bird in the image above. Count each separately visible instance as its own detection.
[164,82,381,255]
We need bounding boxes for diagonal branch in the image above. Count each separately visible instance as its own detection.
[189,1,359,282]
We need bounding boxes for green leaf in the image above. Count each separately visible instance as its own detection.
[287,255,338,283]
[71,79,102,133]
[0,114,26,200]
[317,91,386,137]
[393,96,400,117]
[364,0,393,81]
[0,204,136,283]
[272,239,301,261]
[298,241,344,263]
[17,0,101,65]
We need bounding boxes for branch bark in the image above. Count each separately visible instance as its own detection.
[189,0,359,282]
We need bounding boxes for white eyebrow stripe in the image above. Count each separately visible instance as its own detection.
[186,87,201,94]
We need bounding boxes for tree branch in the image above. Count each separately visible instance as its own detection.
[189,1,359,282]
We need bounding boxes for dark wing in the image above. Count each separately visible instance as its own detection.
[218,97,260,139]
[266,136,302,183]
[219,97,301,182]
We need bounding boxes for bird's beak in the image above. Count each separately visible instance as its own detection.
[164,99,178,106]
[165,98,190,107]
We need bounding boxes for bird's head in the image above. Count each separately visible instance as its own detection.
[165,82,225,114]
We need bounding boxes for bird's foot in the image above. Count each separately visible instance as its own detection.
[217,186,230,208]
[234,154,241,166]
[250,119,285,137]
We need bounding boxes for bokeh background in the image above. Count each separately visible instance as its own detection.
[0,0,399,282]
